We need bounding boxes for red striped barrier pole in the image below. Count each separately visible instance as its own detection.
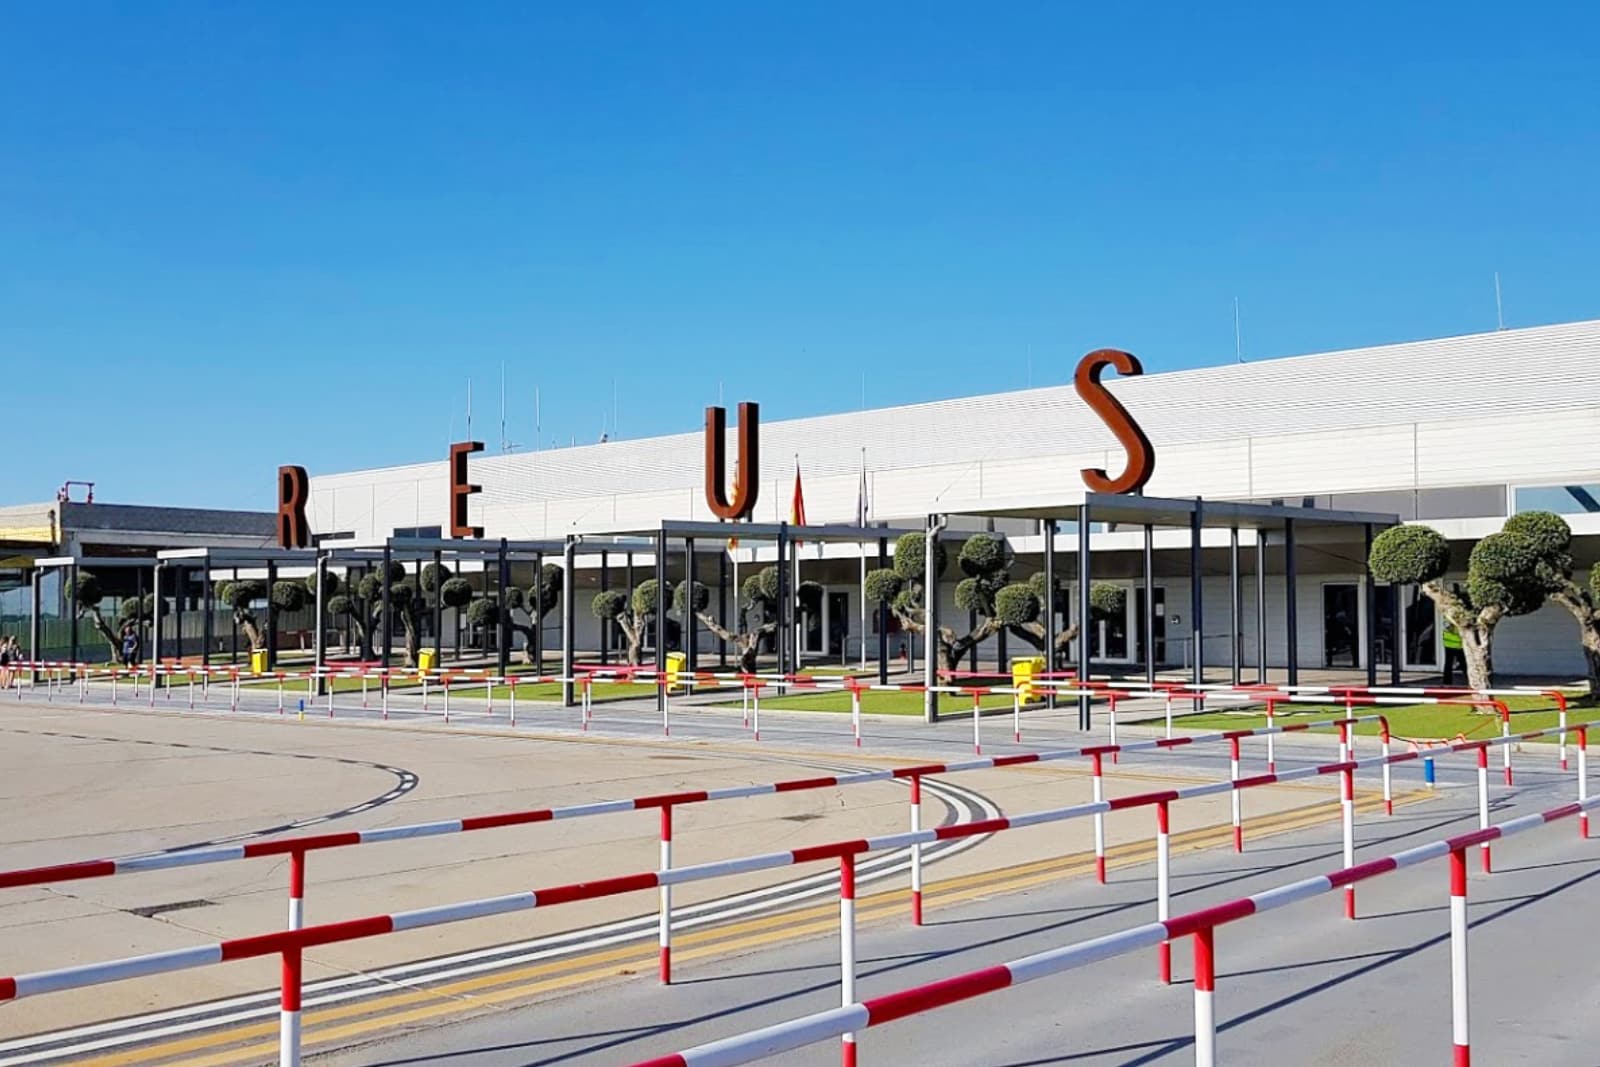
[1477,747,1491,872]
[1012,687,1021,744]
[1156,800,1171,984]
[1229,737,1242,853]
[443,674,451,723]
[909,774,923,925]
[361,672,369,709]
[1450,844,1470,1066]
[280,940,303,1067]
[188,670,195,710]
[1091,753,1106,884]
[840,853,857,1067]
[1560,705,1569,771]
[1265,699,1277,773]
[852,685,862,748]
[1381,721,1393,816]
[661,676,670,737]
[509,676,517,728]
[582,675,593,731]
[1163,691,1173,739]
[1342,761,1357,919]
[659,806,673,983]
[382,673,391,720]
[1579,726,1589,839]
[276,673,285,715]
[752,683,761,741]
[288,850,305,931]
[971,690,982,756]
[1192,925,1217,1067]
[1501,706,1513,786]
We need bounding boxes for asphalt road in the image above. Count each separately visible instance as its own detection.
[326,758,1599,1067]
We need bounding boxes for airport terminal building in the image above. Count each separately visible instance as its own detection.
[300,320,1600,681]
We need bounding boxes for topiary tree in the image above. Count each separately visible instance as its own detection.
[502,563,564,665]
[1501,511,1600,693]
[672,570,816,673]
[1368,524,1544,689]
[865,532,1026,672]
[216,579,269,650]
[994,572,1125,669]
[590,579,670,666]
[64,572,125,661]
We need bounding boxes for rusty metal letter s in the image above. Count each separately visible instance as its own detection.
[1075,349,1154,495]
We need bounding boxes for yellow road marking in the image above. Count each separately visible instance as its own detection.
[73,787,1421,1066]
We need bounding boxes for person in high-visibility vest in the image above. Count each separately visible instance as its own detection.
[1442,619,1467,686]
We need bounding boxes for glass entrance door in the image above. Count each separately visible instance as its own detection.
[1403,586,1438,669]
[1322,584,1360,668]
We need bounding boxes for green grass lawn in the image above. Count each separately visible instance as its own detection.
[1143,694,1595,744]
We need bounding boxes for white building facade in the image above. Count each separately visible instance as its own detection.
[307,320,1600,680]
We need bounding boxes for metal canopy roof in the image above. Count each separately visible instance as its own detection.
[964,491,1399,531]
[156,547,322,566]
[594,520,920,544]
[35,555,161,569]
[324,536,570,562]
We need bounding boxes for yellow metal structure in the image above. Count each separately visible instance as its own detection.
[666,651,687,692]
[1011,656,1046,703]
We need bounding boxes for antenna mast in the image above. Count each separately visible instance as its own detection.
[1495,272,1506,330]
[1234,297,1244,363]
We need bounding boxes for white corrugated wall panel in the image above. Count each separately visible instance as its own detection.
[1143,441,1253,499]
[1249,426,1417,498]
[1415,409,1600,488]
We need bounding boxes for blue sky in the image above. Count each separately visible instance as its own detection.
[2,3,1596,509]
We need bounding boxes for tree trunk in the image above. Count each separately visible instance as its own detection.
[617,614,643,666]
[235,609,265,651]
[1549,588,1600,697]
[80,606,120,661]
[398,613,420,668]
[1011,621,1081,670]
[1460,625,1494,691]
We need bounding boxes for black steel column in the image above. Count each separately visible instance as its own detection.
[776,525,789,676]
[1390,585,1403,686]
[1364,523,1378,687]
[600,550,610,665]
[967,607,978,672]
[29,569,41,683]
[1255,533,1268,684]
[685,537,697,672]
[877,535,889,686]
[496,539,511,679]
[654,529,667,715]
[562,537,577,706]
[924,516,940,724]
[532,552,544,670]
[1285,519,1299,687]
[172,567,185,663]
[202,567,213,669]
[265,560,278,669]
[1043,519,1056,710]
[380,546,393,668]
[1143,524,1156,687]
[69,563,78,671]
[230,567,239,665]
[1077,507,1092,731]
[432,549,443,664]
[1190,504,1204,690]
[1229,527,1242,686]
[718,549,728,668]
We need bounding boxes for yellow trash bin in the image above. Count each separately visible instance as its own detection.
[1011,656,1046,704]
[249,648,269,676]
[418,649,437,675]
[665,651,687,693]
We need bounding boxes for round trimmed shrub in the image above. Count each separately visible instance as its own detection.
[1089,582,1126,620]
[1502,511,1572,559]
[591,589,627,621]
[994,583,1041,626]
[632,579,666,618]
[66,572,104,607]
[438,578,474,609]
[892,532,947,581]
[864,568,903,605]
[1369,525,1451,585]
[271,580,308,612]
[958,534,1007,578]
[420,562,452,594]
[674,580,710,615]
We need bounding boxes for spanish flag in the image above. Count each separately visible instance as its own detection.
[790,459,807,547]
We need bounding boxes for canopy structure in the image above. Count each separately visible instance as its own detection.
[578,520,919,712]
[924,491,1402,728]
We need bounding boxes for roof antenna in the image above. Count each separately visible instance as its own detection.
[1494,272,1506,330]
[1234,297,1244,363]
[466,378,473,441]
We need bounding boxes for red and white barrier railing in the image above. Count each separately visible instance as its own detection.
[625,790,1600,1067]
[0,718,1584,1067]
